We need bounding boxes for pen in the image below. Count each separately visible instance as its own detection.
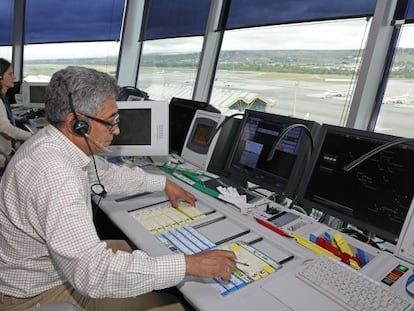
[235,260,249,266]
[278,255,294,265]
[254,217,293,238]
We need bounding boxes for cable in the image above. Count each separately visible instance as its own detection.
[343,137,414,171]
[206,113,244,146]
[83,135,107,220]
[266,123,314,161]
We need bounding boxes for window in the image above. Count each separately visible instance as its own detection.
[137,0,211,101]
[375,25,414,137]
[137,37,204,101]
[143,0,211,40]
[24,0,124,44]
[0,48,12,61]
[224,0,376,30]
[211,18,371,125]
[22,0,125,80]
[0,0,13,60]
[23,42,121,81]
[0,0,13,46]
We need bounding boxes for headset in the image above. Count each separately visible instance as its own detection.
[67,90,109,152]
[67,92,90,136]
[66,84,107,200]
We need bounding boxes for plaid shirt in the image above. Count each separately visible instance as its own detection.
[0,125,185,298]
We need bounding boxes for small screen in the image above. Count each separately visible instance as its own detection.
[190,123,213,148]
[300,124,414,243]
[169,97,220,155]
[30,85,47,103]
[111,109,151,145]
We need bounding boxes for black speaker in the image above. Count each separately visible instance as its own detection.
[67,91,90,136]
[71,118,90,136]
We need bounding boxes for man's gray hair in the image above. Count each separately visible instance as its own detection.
[45,66,119,127]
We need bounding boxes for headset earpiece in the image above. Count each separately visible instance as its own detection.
[67,89,90,136]
[71,117,90,136]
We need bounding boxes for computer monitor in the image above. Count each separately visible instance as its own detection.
[181,110,225,169]
[225,110,320,198]
[299,124,414,243]
[21,81,48,109]
[107,100,169,156]
[169,97,220,155]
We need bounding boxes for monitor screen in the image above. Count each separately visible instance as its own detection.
[169,97,220,155]
[181,110,224,169]
[226,110,319,197]
[21,81,48,109]
[108,100,169,156]
[299,124,414,243]
[189,123,214,149]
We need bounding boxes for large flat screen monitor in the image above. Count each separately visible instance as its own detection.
[21,81,48,109]
[299,124,414,243]
[107,101,169,156]
[225,110,320,198]
[169,97,220,155]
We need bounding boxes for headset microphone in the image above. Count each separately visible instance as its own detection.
[84,133,112,153]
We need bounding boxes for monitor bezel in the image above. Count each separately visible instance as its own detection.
[298,124,414,243]
[181,110,224,169]
[225,109,319,197]
[21,81,48,109]
[169,97,220,155]
[106,100,169,156]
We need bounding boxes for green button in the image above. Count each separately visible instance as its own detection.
[397,264,409,272]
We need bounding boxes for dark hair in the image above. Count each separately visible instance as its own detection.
[0,58,11,80]
[0,58,12,100]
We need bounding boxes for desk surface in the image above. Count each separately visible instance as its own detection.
[98,168,414,311]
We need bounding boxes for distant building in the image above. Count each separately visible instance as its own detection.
[226,95,275,112]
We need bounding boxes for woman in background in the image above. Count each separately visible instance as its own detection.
[0,58,32,175]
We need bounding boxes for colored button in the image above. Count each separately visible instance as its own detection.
[397,264,409,273]
[386,273,399,282]
[381,278,394,286]
[392,268,404,277]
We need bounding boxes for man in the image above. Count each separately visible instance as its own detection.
[0,66,236,311]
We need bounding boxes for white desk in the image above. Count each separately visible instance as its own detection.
[98,171,414,311]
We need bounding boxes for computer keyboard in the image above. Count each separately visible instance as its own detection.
[296,255,414,311]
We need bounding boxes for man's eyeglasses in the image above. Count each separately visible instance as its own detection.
[81,113,120,132]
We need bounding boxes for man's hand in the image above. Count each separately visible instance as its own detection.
[185,249,237,281]
[164,179,196,208]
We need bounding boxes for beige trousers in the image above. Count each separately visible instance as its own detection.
[0,240,186,311]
